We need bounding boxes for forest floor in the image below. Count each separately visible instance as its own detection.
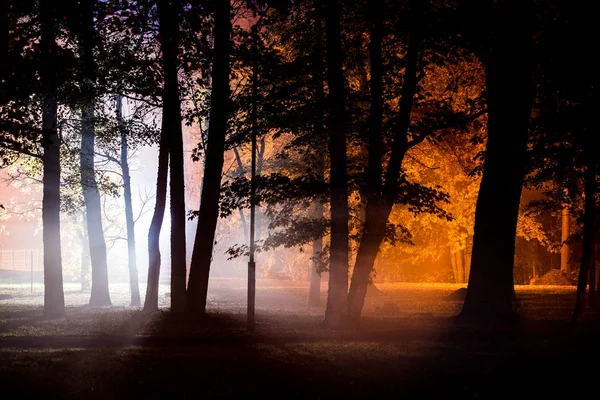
[0,278,599,399]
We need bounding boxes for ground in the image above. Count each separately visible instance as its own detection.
[1,278,599,399]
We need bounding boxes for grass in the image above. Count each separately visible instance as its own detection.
[0,278,598,398]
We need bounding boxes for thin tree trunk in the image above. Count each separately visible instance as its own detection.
[347,2,420,324]
[560,205,570,273]
[308,201,324,307]
[80,211,91,291]
[322,0,349,328]
[143,131,169,312]
[308,5,326,308]
[116,95,140,307]
[187,0,231,313]
[232,146,249,244]
[459,0,534,325]
[571,144,596,325]
[81,106,112,307]
[157,0,186,312]
[77,0,111,308]
[451,252,458,283]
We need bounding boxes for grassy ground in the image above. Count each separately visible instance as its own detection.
[0,279,598,399]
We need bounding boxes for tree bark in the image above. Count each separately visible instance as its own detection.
[308,201,324,307]
[571,143,596,325]
[347,2,420,325]
[143,130,169,312]
[116,95,140,307]
[322,0,349,328]
[157,0,186,312]
[187,0,231,313]
[39,0,65,318]
[458,0,534,325]
[560,205,570,273]
[81,106,112,307]
[79,211,91,291]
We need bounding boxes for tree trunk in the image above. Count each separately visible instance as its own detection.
[571,144,596,325]
[157,0,186,312]
[187,0,231,313]
[458,0,534,325]
[79,212,91,291]
[76,0,111,308]
[39,0,65,319]
[81,106,112,307]
[308,201,324,307]
[143,131,169,312]
[560,205,570,273]
[232,146,249,244]
[116,95,140,307]
[322,0,349,328]
[451,252,458,283]
[347,2,420,324]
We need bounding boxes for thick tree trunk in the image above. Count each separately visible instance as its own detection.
[39,0,65,319]
[143,132,169,312]
[42,96,65,317]
[187,0,231,313]
[81,106,112,307]
[116,95,140,307]
[157,0,186,312]
[458,0,534,325]
[571,145,596,325]
[322,0,349,328]
[347,3,419,324]
[560,206,570,273]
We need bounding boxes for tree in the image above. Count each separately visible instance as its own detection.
[458,0,534,325]
[187,0,231,313]
[115,95,141,306]
[40,0,65,317]
[321,0,350,328]
[157,0,187,312]
[78,0,112,307]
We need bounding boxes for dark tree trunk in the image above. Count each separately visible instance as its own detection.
[347,3,420,324]
[143,131,169,312]
[116,95,140,307]
[39,0,65,318]
[187,0,231,313]
[322,0,349,328]
[77,0,111,308]
[308,201,324,307]
[560,206,570,273]
[571,144,597,325]
[81,107,112,307]
[307,2,326,308]
[79,212,91,291]
[157,0,186,312]
[458,1,534,325]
